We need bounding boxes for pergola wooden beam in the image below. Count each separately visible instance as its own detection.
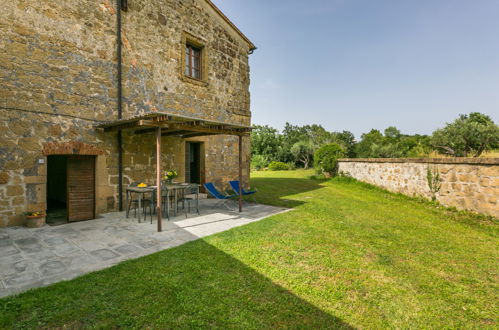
[128,121,250,136]
[168,124,248,136]
[180,132,218,138]
[102,121,141,132]
[161,130,192,137]
[141,126,248,137]
[134,128,157,135]
[139,120,164,127]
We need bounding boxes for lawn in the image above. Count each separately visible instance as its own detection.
[1,170,497,328]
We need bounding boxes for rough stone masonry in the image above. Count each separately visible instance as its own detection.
[0,0,255,226]
[338,158,499,218]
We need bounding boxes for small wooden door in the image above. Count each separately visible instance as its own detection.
[67,156,95,222]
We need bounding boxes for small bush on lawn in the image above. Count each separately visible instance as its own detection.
[314,143,344,176]
[268,161,289,171]
[308,174,327,180]
[251,155,269,171]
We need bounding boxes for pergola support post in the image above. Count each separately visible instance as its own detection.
[238,135,243,212]
[156,127,162,232]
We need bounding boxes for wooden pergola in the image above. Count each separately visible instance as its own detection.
[97,112,252,232]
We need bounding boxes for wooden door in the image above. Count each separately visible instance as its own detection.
[185,142,201,184]
[67,156,95,222]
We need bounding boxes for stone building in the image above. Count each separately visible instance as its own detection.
[0,0,256,227]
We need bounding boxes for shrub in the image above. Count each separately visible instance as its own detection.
[314,143,344,176]
[336,171,357,183]
[268,161,289,171]
[426,167,441,201]
[251,154,269,171]
[308,174,327,180]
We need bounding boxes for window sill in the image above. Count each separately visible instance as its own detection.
[181,75,208,87]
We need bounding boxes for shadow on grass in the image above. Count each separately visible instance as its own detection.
[251,177,328,208]
[0,239,352,329]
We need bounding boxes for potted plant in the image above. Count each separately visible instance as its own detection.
[25,211,46,228]
[164,169,178,183]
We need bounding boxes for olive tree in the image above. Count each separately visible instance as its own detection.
[431,112,499,157]
[290,141,315,169]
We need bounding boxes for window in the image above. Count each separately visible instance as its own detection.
[185,44,202,80]
[181,32,207,86]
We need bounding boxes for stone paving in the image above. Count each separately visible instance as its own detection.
[0,200,288,298]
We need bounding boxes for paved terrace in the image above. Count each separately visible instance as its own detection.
[0,200,287,298]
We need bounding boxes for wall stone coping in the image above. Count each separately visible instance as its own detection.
[338,158,499,165]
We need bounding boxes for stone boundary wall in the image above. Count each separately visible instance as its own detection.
[337,158,499,218]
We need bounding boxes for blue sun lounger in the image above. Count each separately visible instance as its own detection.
[229,180,257,203]
[204,182,237,209]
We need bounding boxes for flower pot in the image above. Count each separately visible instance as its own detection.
[25,215,46,228]
[323,172,332,178]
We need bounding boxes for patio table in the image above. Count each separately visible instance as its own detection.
[125,186,156,222]
[162,183,192,217]
[126,183,197,221]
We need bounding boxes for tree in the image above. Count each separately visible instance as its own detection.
[354,129,384,158]
[431,112,499,157]
[281,123,306,163]
[384,126,402,140]
[354,127,432,158]
[402,135,431,157]
[250,125,282,159]
[302,124,332,148]
[331,130,356,157]
[250,154,269,170]
[282,123,306,146]
[369,142,405,158]
[290,141,314,169]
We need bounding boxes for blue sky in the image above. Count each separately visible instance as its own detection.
[212,0,499,138]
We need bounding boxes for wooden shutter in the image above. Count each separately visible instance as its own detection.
[67,156,95,222]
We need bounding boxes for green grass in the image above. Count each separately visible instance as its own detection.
[1,170,497,328]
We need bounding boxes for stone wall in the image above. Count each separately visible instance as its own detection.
[337,158,499,218]
[0,0,253,226]
[0,0,252,122]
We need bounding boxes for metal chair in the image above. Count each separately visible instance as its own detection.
[161,182,170,220]
[178,184,200,217]
[161,181,176,220]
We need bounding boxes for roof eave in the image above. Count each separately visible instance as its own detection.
[204,0,257,52]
